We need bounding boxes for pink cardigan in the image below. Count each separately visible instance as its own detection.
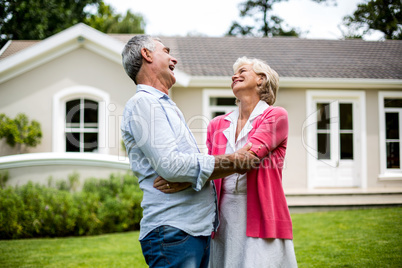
[207,106,293,239]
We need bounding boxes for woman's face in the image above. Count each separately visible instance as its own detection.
[231,64,261,98]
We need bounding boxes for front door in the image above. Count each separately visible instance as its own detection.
[305,91,365,188]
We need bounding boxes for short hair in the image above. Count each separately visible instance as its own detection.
[233,56,279,105]
[121,35,161,84]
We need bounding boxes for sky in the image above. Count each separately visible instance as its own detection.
[103,0,383,40]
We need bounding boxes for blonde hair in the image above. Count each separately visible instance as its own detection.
[233,56,279,105]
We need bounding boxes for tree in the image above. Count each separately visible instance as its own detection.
[0,113,42,154]
[227,0,337,37]
[84,2,145,34]
[342,0,402,40]
[0,0,102,47]
[227,0,299,37]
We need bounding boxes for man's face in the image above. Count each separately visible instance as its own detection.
[151,41,178,89]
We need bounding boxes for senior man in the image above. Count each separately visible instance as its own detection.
[121,35,259,268]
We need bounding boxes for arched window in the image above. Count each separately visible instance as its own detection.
[65,98,99,152]
[53,86,109,154]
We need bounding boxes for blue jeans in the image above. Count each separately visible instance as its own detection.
[140,225,211,268]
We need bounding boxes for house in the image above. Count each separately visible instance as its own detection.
[0,23,401,193]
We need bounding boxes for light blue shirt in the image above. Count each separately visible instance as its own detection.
[121,84,217,240]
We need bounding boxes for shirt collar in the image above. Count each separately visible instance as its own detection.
[224,100,268,123]
[249,100,269,122]
[136,84,169,100]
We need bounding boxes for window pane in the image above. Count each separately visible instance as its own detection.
[317,103,330,130]
[83,133,98,152]
[84,100,98,124]
[386,142,400,169]
[340,133,354,160]
[210,97,236,106]
[384,98,402,108]
[317,133,330,159]
[66,100,80,123]
[385,113,399,140]
[66,132,80,152]
[340,103,353,130]
[213,111,226,117]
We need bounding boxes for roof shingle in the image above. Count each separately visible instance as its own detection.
[2,35,401,79]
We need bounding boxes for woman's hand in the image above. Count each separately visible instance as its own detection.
[153,176,192,193]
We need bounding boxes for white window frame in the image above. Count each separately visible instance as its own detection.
[53,86,110,154]
[202,89,237,120]
[378,91,402,180]
[305,90,367,189]
[201,89,237,153]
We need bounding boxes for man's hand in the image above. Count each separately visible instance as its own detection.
[209,143,260,180]
[232,143,260,174]
[153,176,192,194]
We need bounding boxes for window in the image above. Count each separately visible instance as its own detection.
[379,92,402,179]
[203,89,237,120]
[209,97,237,118]
[53,86,110,154]
[65,98,99,152]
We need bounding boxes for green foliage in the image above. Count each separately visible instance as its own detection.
[0,113,42,153]
[342,0,402,40]
[0,173,143,239]
[0,0,102,47]
[84,2,145,34]
[0,170,9,189]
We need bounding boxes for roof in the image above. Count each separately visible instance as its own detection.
[0,40,40,60]
[1,25,401,80]
[107,35,402,80]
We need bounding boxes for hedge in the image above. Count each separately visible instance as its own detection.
[0,172,143,239]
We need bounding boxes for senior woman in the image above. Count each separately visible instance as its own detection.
[207,56,297,267]
[154,56,297,267]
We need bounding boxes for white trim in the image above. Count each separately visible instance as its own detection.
[0,153,129,170]
[0,40,12,56]
[202,89,236,120]
[52,86,110,154]
[378,91,402,181]
[0,23,124,84]
[201,89,236,153]
[305,90,367,189]
[188,76,402,89]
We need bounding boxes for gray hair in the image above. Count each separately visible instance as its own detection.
[121,35,161,84]
[233,56,279,105]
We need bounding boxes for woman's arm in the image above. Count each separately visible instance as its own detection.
[247,107,289,159]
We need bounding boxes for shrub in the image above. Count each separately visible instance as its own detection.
[0,172,143,239]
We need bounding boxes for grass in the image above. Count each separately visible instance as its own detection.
[0,207,401,267]
[292,207,402,267]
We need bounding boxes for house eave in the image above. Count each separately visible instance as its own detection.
[0,23,125,84]
[182,76,402,89]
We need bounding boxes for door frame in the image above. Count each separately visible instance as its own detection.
[305,90,367,189]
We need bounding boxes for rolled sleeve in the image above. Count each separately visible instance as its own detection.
[193,154,215,191]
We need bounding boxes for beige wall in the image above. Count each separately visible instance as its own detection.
[1,46,401,189]
[173,86,402,190]
[0,48,136,156]
[171,85,309,190]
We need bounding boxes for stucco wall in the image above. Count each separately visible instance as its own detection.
[0,48,135,156]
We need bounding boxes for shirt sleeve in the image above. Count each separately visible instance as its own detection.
[248,107,289,159]
[125,94,214,191]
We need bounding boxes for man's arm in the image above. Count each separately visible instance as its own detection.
[153,143,259,193]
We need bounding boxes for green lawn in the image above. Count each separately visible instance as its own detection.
[0,207,401,267]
